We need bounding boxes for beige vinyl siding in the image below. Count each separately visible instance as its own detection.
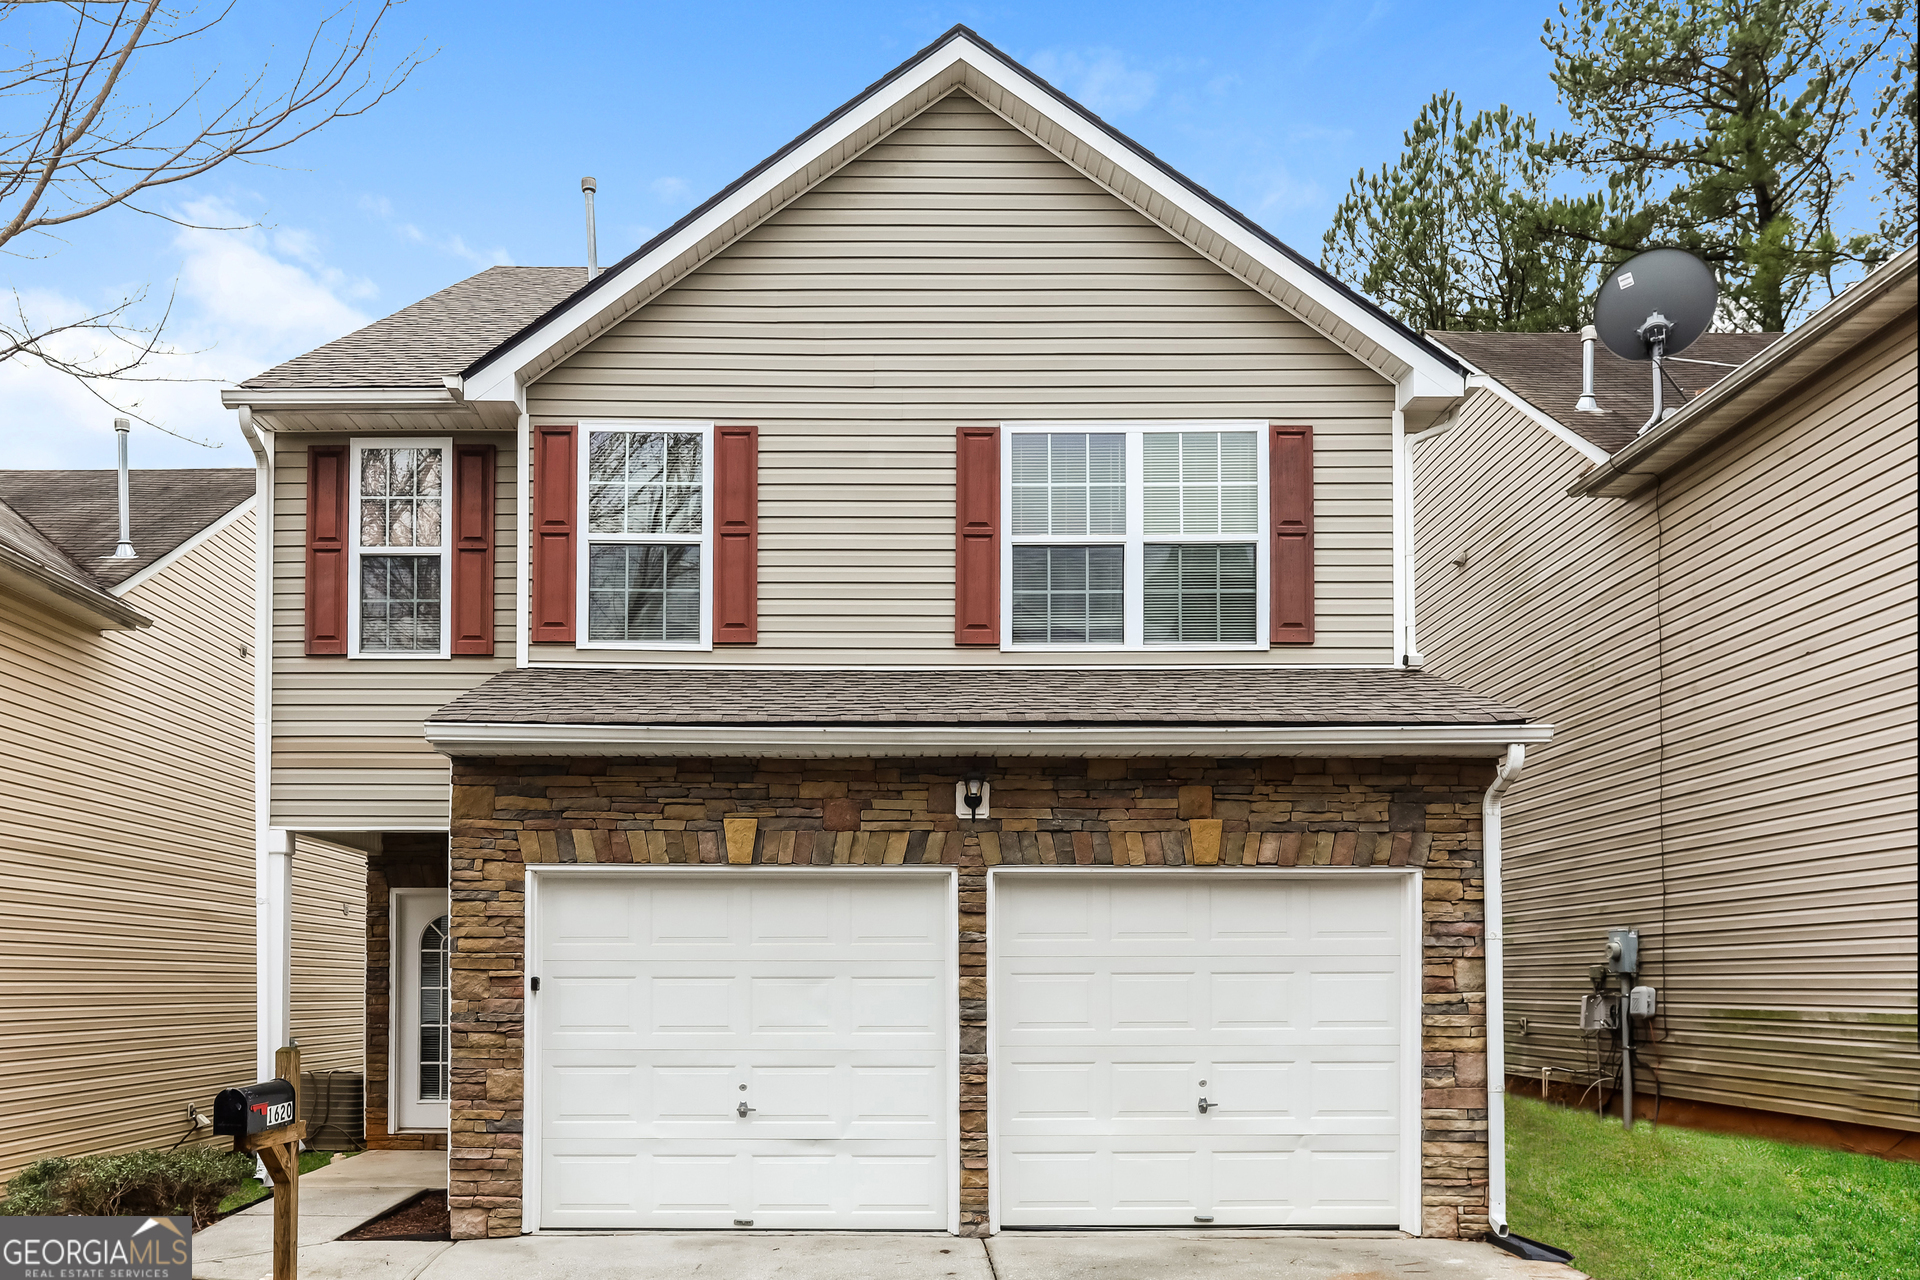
[1415,317,1919,1130]
[1,515,254,1175]
[270,436,515,829]
[291,835,366,1073]
[528,90,1397,666]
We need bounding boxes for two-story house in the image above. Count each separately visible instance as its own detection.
[1415,249,1917,1154]
[221,28,1549,1242]
[0,463,366,1176]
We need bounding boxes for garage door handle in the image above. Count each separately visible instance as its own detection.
[737,1102,756,1118]
[1197,1097,1213,1113]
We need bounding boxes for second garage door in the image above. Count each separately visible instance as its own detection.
[535,872,953,1230]
[992,872,1411,1228]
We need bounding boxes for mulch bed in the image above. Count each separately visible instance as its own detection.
[339,1190,450,1242]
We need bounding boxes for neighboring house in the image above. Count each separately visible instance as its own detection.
[0,466,366,1179]
[1415,248,1918,1153]
[221,28,1555,1241]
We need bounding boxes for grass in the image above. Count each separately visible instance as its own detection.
[214,1150,354,1216]
[1506,1095,1920,1280]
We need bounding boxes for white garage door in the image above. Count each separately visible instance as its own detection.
[992,873,1409,1228]
[535,872,952,1230]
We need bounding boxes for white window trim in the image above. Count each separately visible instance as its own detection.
[575,419,715,651]
[348,435,453,660]
[999,420,1270,652]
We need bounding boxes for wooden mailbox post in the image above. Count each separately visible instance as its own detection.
[225,1045,305,1280]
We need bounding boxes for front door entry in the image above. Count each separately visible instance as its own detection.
[392,888,451,1132]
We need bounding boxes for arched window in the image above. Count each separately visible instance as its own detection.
[419,915,450,1101]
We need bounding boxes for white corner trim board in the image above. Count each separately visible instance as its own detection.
[1482,743,1525,1239]
[424,722,1555,759]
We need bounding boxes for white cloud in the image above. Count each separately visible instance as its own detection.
[0,198,376,468]
[649,176,690,202]
[1029,47,1158,116]
[357,193,513,270]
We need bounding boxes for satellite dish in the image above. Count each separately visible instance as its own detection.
[1594,248,1718,361]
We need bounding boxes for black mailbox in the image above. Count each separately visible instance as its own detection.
[213,1079,297,1136]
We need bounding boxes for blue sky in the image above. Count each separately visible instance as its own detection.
[0,0,1874,468]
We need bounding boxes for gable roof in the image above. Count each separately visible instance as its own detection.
[240,266,586,391]
[0,468,255,589]
[1431,330,1782,455]
[455,25,1464,415]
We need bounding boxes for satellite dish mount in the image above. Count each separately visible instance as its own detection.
[1592,249,1719,436]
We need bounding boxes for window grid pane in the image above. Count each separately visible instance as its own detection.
[358,447,443,548]
[418,915,449,1103]
[588,544,702,643]
[359,555,441,652]
[1144,543,1257,644]
[588,431,703,535]
[1012,546,1123,644]
[1010,433,1125,537]
[1143,431,1258,536]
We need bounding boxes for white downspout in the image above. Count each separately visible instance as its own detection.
[1484,742,1525,1237]
[238,405,292,1083]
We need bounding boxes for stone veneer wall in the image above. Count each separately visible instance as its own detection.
[445,756,1495,1240]
[364,834,450,1152]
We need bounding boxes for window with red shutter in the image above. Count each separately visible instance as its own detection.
[1269,425,1315,644]
[305,446,349,655]
[450,444,495,655]
[530,425,577,643]
[954,426,1000,644]
[713,425,759,644]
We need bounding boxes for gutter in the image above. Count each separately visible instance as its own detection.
[423,720,1553,758]
[220,386,462,410]
[0,542,151,630]
[1483,743,1526,1238]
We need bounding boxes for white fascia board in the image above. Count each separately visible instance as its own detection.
[110,495,256,597]
[424,721,1552,758]
[461,32,1464,404]
[220,387,460,409]
[1460,376,1611,465]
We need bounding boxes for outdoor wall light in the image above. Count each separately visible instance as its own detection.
[955,775,990,820]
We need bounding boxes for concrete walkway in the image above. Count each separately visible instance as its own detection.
[193,1149,450,1280]
[194,1157,1584,1280]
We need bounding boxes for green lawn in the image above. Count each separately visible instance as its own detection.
[215,1150,352,1216]
[1506,1095,1920,1280]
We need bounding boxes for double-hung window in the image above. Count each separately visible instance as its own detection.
[1001,421,1268,649]
[350,437,450,658]
[579,420,712,648]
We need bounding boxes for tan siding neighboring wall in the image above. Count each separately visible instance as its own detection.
[1415,317,1919,1131]
[271,437,516,829]
[292,835,367,1074]
[527,91,1398,667]
[1,516,255,1176]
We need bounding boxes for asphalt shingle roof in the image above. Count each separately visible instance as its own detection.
[428,666,1532,727]
[240,266,586,390]
[0,468,254,588]
[1430,330,1782,454]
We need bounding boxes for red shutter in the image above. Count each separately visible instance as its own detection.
[531,425,576,644]
[304,446,349,655]
[954,426,1000,645]
[450,444,496,655]
[713,425,759,644]
[1270,425,1315,644]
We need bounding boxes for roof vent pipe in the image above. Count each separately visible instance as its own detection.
[581,176,599,280]
[1576,325,1600,412]
[111,417,136,559]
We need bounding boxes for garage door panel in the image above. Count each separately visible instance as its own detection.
[993,874,1407,1228]
[537,874,952,1230]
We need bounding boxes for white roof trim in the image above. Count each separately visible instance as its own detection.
[110,494,256,598]
[461,30,1464,406]
[219,387,460,409]
[1421,372,1610,466]
[424,720,1551,759]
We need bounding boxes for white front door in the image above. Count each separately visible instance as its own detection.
[535,872,953,1230]
[392,888,451,1132]
[992,873,1410,1228]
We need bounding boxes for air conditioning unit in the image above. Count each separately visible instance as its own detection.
[301,1070,366,1151]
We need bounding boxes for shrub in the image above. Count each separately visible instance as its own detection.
[0,1147,256,1228]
